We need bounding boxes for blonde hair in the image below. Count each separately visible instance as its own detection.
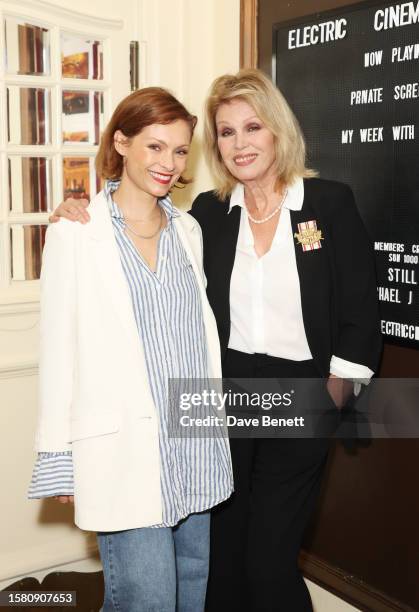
[203,68,317,200]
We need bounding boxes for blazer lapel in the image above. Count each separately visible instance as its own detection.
[205,203,241,355]
[85,193,141,354]
[215,204,241,283]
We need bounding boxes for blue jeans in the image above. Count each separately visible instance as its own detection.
[97,512,210,612]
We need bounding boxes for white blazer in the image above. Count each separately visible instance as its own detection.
[35,190,224,532]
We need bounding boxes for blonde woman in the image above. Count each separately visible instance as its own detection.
[189,69,381,612]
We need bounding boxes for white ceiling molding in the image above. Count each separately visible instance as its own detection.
[6,0,124,30]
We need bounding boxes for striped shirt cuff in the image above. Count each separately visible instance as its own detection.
[28,452,74,499]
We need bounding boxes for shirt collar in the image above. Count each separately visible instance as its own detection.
[228,177,304,213]
[104,179,180,220]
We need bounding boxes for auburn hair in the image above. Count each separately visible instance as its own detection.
[95,87,197,184]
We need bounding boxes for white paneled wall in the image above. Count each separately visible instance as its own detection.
[138,0,241,206]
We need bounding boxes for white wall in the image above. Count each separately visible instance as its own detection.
[138,0,240,206]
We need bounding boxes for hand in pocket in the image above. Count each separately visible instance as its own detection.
[326,375,354,409]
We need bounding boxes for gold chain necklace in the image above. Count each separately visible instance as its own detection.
[124,206,163,240]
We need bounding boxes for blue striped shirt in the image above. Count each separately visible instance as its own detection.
[29,181,232,526]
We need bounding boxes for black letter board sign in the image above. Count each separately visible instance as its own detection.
[273,0,419,349]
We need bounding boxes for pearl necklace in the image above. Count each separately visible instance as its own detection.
[246,189,288,225]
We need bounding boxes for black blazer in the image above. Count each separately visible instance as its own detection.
[189,178,382,377]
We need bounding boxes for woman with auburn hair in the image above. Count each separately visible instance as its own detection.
[49,69,381,611]
[28,87,233,612]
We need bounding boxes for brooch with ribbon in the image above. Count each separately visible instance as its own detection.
[294,220,323,251]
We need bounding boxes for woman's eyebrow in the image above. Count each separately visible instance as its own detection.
[146,137,167,144]
[146,138,190,147]
[216,116,260,126]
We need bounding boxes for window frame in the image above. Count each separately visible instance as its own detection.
[0,6,112,309]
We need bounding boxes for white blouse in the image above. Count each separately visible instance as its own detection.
[227,178,373,382]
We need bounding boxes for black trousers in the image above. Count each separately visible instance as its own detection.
[205,349,331,612]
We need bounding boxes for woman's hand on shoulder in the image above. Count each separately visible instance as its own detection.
[49,198,90,224]
[54,495,74,504]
